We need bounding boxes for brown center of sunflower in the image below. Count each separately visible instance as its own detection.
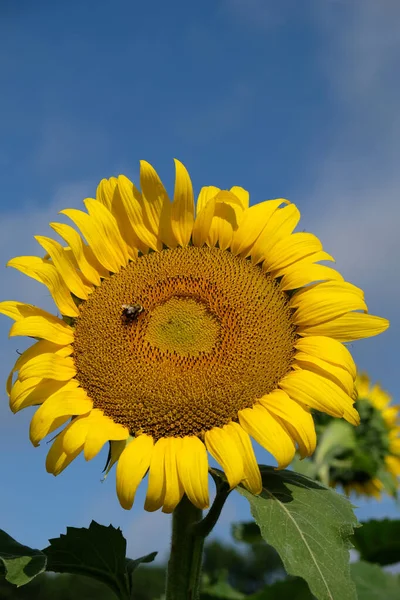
[73,246,297,439]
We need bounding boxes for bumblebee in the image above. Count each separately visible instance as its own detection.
[121,303,144,323]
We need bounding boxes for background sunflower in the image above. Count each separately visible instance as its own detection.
[294,373,400,499]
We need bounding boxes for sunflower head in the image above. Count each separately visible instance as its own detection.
[309,373,400,499]
[0,159,389,512]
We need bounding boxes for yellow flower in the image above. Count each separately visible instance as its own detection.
[0,160,389,513]
[341,373,400,499]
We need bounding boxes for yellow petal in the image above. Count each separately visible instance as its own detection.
[144,438,167,512]
[117,435,154,510]
[11,378,79,414]
[280,264,344,291]
[103,439,128,479]
[7,257,79,317]
[229,186,249,210]
[177,436,209,509]
[262,232,323,272]
[192,196,216,247]
[204,425,244,489]
[295,336,356,379]
[60,208,119,273]
[7,339,72,395]
[207,191,244,251]
[291,280,365,302]
[50,222,105,285]
[84,198,129,267]
[299,312,390,342]
[34,236,91,299]
[9,377,41,411]
[18,354,76,382]
[386,455,400,477]
[230,199,288,257]
[280,369,359,425]
[196,185,220,214]
[46,429,84,476]
[62,415,91,454]
[29,388,92,446]
[10,316,74,345]
[251,203,300,265]
[291,283,367,327]
[0,300,58,322]
[83,409,129,461]
[171,159,194,247]
[117,174,160,251]
[96,177,117,211]
[139,160,176,248]
[258,389,316,458]
[225,422,262,494]
[238,404,296,469]
[270,250,335,278]
[162,437,185,514]
[294,351,355,396]
[100,181,142,259]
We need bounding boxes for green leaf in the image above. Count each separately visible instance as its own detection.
[291,456,319,480]
[231,522,262,544]
[248,577,313,599]
[350,561,400,600]
[314,421,356,467]
[0,529,47,586]
[234,466,358,600]
[353,519,400,566]
[126,551,157,575]
[43,521,130,599]
[201,572,245,598]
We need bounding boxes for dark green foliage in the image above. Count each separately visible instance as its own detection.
[350,561,400,600]
[353,519,400,566]
[0,530,46,586]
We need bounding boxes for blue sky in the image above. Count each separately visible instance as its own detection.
[0,0,399,562]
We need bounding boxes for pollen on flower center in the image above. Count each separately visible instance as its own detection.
[73,246,297,439]
[145,297,220,356]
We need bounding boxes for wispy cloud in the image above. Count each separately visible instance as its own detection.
[220,0,298,29]
[305,1,400,309]
[33,118,108,173]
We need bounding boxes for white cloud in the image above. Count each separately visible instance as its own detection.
[33,118,108,173]
[305,1,400,310]
[221,0,298,28]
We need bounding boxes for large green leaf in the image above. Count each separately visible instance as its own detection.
[350,561,400,600]
[248,577,313,599]
[233,466,358,600]
[0,529,47,586]
[44,520,156,600]
[353,519,400,566]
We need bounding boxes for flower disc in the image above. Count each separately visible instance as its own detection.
[73,246,297,439]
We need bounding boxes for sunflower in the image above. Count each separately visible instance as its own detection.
[297,372,400,499]
[340,373,400,499]
[0,160,389,513]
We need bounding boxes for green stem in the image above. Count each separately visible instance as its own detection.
[165,482,231,600]
[165,495,203,600]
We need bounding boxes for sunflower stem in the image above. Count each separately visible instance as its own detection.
[165,495,203,600]
[165,480,231,600]
[191,476,231,538]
